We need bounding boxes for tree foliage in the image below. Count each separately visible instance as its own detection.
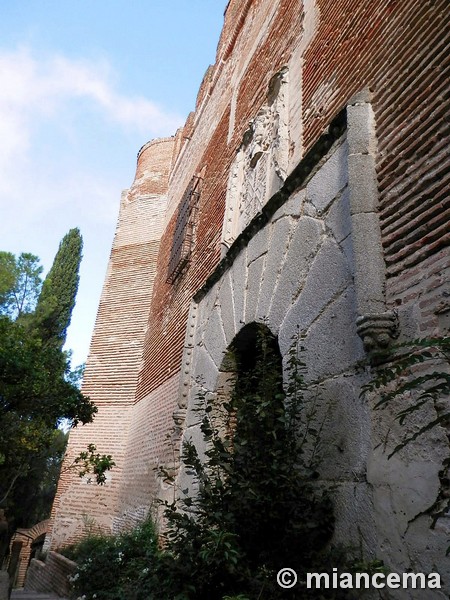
[35,227,83,348]
[0,233,103,532]
[0,252,42,319]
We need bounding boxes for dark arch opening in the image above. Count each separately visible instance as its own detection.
[228,322,282,374]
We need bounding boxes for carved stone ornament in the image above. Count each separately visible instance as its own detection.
[356,311,399,354]
[222,68,289,250]
[172,408,187,429]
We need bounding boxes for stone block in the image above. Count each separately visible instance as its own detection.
[306,141,348,213]
[301,374,371,481]
[247,224,269,265]
[269,216,323,328]
[217,273,236,346]
[348,153,378,214]
[347,101,376,155]
[367,447,443,526]
[192,345,219,392]
[177,424,206,499]
[230,248,247,331]
[202,308,227,368]
[351,212,386,314]
[245,255,265,323]
[258,216,291,319]
[339,233,355,277]
[279,238,352,354]
[302,287,364,381]
[199,284,220,327]
[272,188,305,221]
[326,186,351,244]
[331,482,378,561]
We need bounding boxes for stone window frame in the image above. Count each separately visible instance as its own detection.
[166,175,202,284]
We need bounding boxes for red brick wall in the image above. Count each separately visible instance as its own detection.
[25,552,76,598]
[47,139,175,549]
[137,0,448,402]
[137,0,304,400]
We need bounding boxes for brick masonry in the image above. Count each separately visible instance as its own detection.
[47,0,449,593]
[24,552,76,599]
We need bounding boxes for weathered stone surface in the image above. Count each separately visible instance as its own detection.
[331,482,378,563]
[351,212,387,314]
[192,345,219,393]
[272,188,305,221]
[245,254,265,323]
[279,238,352,354]
[348,153,378,214]
[269,216,323,328]
[302,287,364,381]
[247,224,269,265]
[347,100,376,155]
[367,443,444,526]
[217,273,236,346]
[326,187,351,244]
[257,216,291,319]
[339,234,355,277]
[230,248,247,332]
[203,308,227,368]
[303,375,371,481]
[200,284,220,328]
[306,141,348,213]
[177,424,207,498]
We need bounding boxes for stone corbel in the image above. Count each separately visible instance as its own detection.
[347,90,399,357]
[356,312,398,354]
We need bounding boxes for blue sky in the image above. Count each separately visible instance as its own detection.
[0,1,227,367]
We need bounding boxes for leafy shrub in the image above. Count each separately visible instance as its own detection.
[151,325,338,599]
[66,326,348,599]
[63,518,159,600]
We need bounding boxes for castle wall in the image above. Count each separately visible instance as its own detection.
[46,138,175,549]
[47,0,449,588]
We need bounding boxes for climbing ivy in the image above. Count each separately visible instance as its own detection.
[363,336,450,458]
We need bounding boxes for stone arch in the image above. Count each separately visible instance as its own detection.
[8,518,50,588]
[178,132,376,556]
[214,322,284,439]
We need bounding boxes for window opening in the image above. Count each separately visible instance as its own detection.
[167,175,201,283]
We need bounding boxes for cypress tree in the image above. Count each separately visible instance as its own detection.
[35,228,83,349]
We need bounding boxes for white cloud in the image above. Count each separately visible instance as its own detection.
[0,47,182,134]
[0,47,182,196]
[0,46,184,364]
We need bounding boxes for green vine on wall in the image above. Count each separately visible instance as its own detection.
[363,336,450,457]
[363,336,450,528]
